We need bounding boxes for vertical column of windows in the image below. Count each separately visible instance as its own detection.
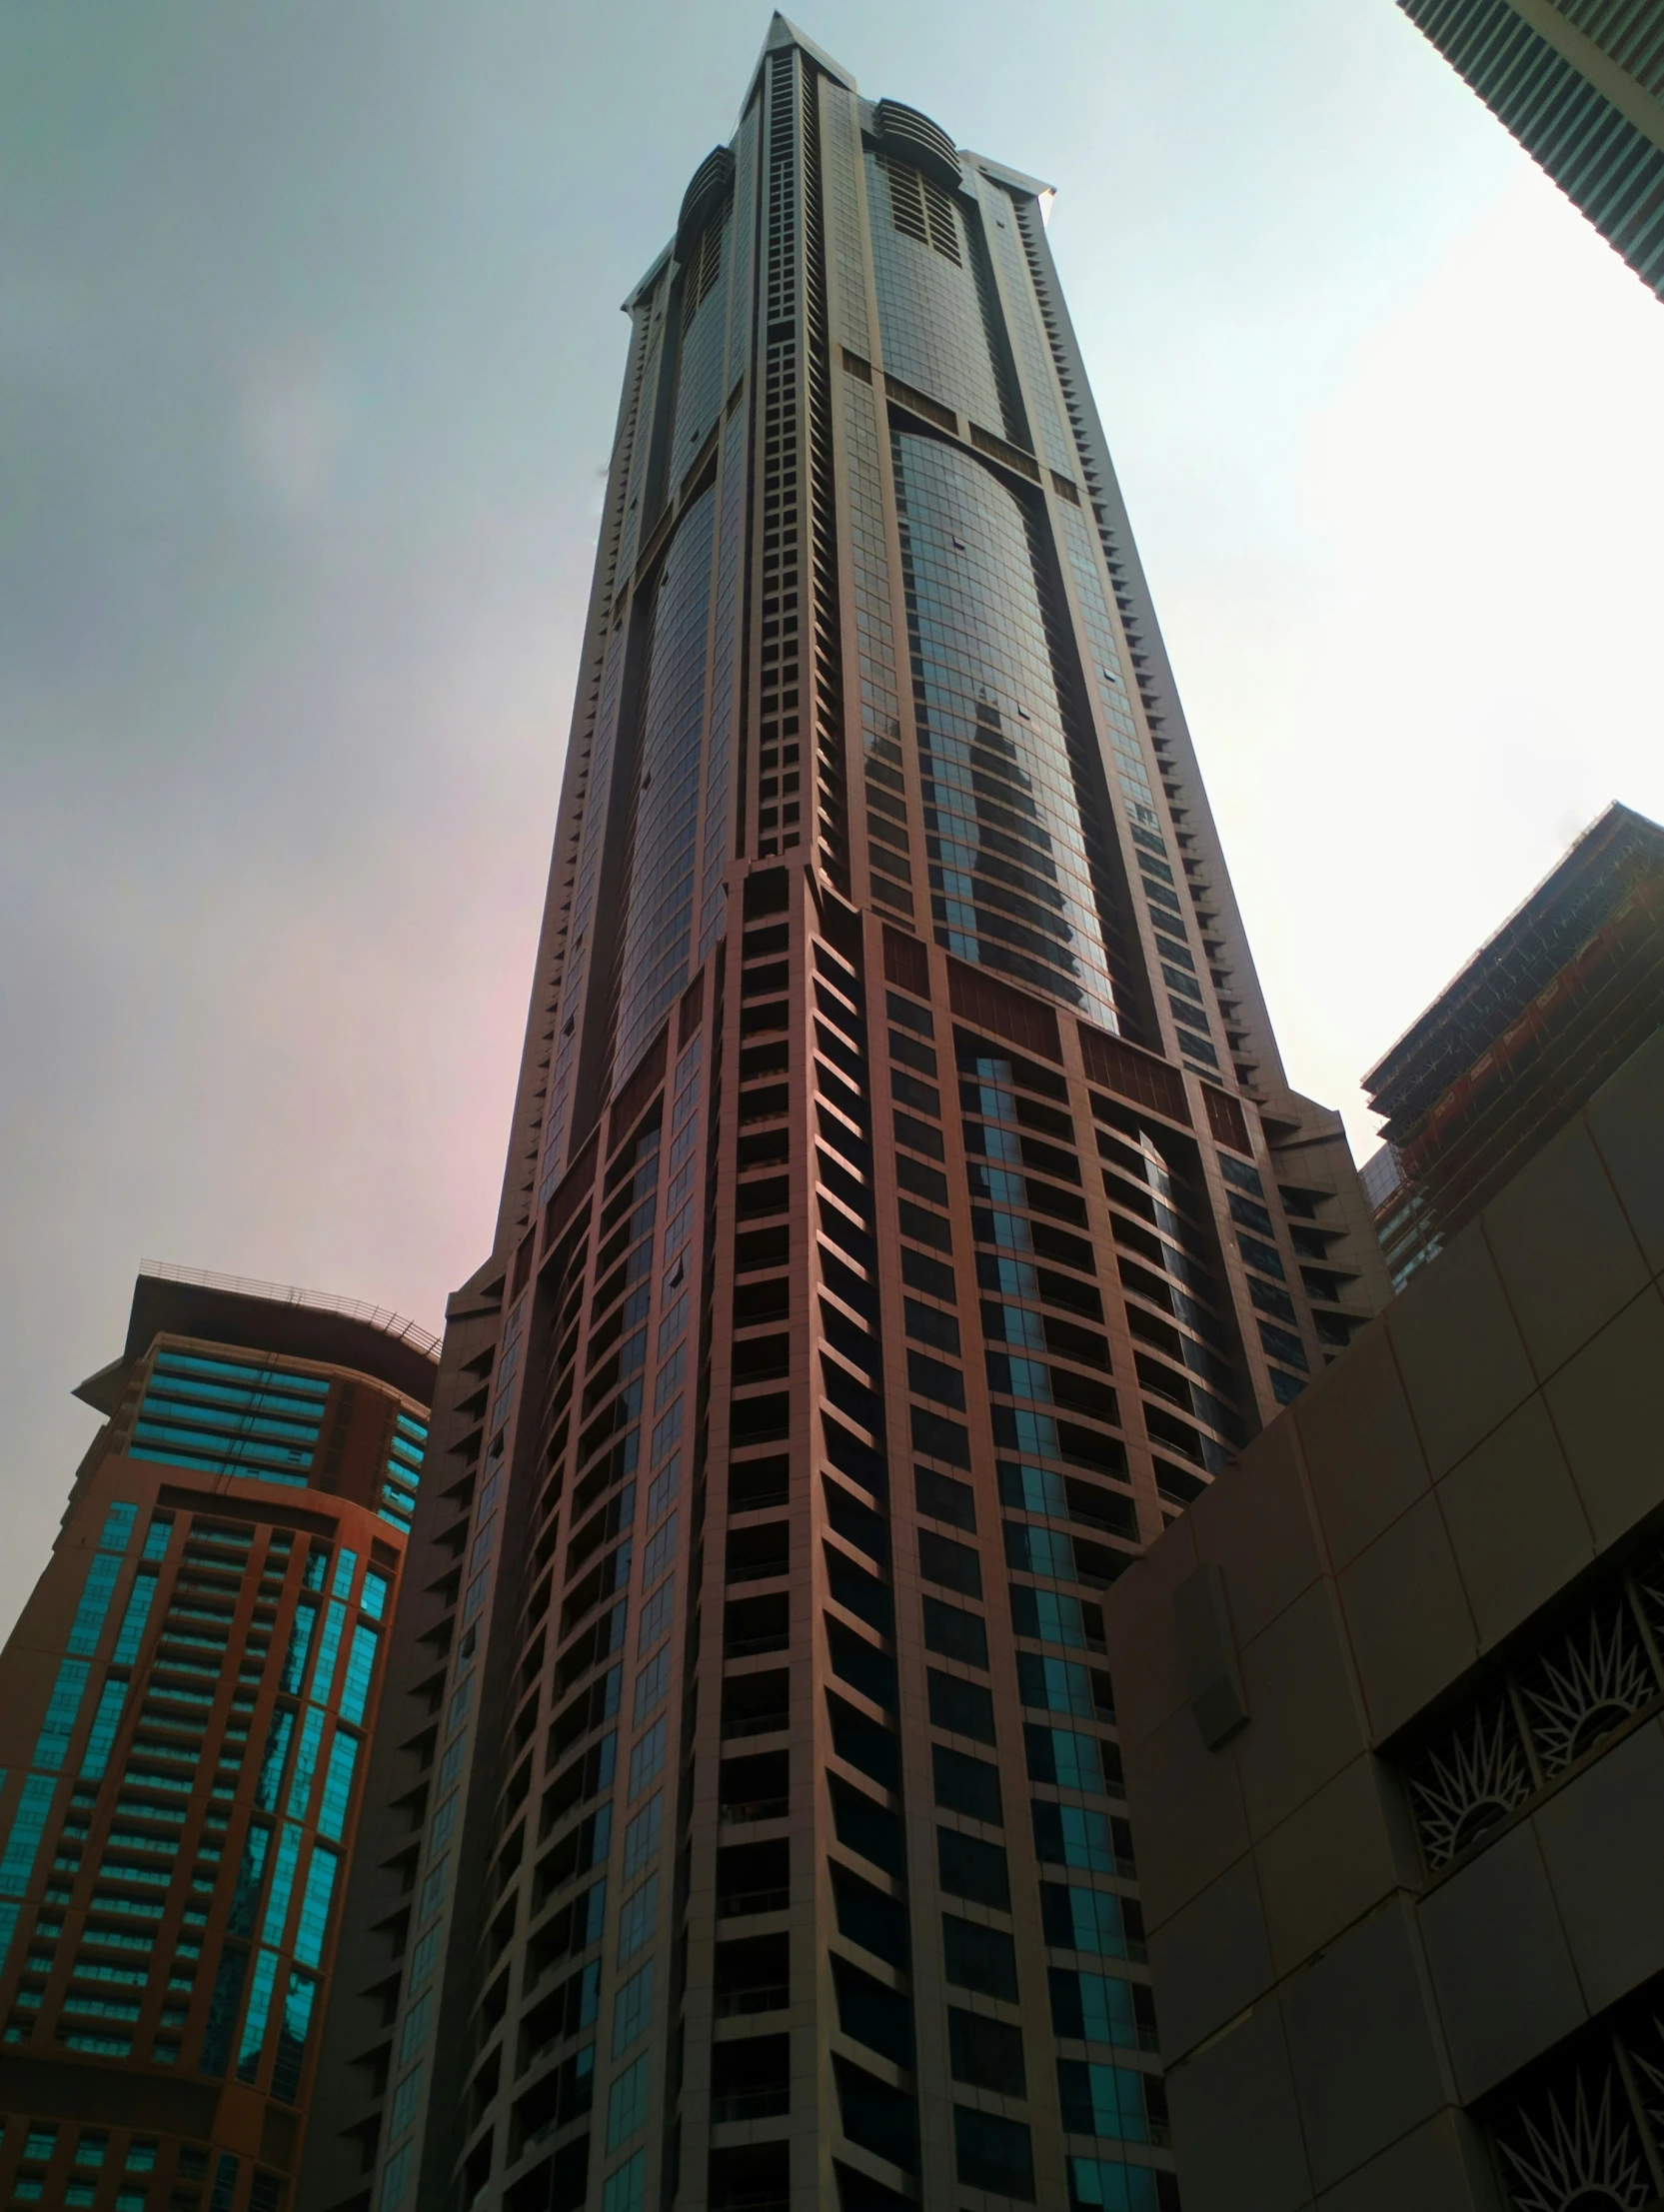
[477,1086,685,2212]
[871,957,1045,2206]
[841,364,912,926]
[613,487,719,1079]
[804,917,925,2205]
[890,986,1183,2207]
[820,80,870,359]
[802,64,851,898]
[6,1516,260,2067]
[756,55,807,865]
[670,200,733,480]
[697,107,757,969]
[697,893,803,2209]
[381,1412,427,1538]
[978,181,1072,479]
[1087,1092,1262,1468]
[1213,1150,1313,1406]
[540,285,666,1202]
[1008,194,1263,1093]
[0,1498,146,1999]
[189,1525,380,2102]
[700,398,748,967]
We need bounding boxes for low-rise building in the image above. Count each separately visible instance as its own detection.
[1104,1022,1664,2209]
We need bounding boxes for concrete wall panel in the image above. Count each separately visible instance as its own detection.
[1436,1396,1592,1648]
[1290,1325,1427,1571]
[1100,1509,1196,1752]
[1147,1851,1276,2061]
[1191,1416,1326,1641]
[1280,1897,1450,2195]
[1254,1756,1410,1979]
[1585,1024,1664,1271]
[1235,1580,1369,1839]
[1386,1224,1536,1476]
[1418,1823,1586,2101]
[1123,1697,1252,1932]
[1544,1286,1664,1548]
[1534,1717,1664,2016]
[1483,1120,1651,1376]
[1164,1997,1314,2212]
[1313,2109,1501,2212]
[1337,1492,1477,1741]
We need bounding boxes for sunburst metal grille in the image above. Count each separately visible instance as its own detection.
[1491,2040,1655,2211]
[1618,2004,1664,2148]
[1517,1590,1658,1778]
[1397,1540,1664,1876]
[1405,1695,1535,1870]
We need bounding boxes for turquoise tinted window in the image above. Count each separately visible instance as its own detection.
[293,1847,338,1969]
[279,1603,318,1693]
[331,1550,358,1600]
[110,1574,158,1665]
[97,1503,138,1553]
[0,1775,56,1897]
[34,1659,92,1770]
[602,2149,646,2212]
[1046,1883,1130,1957]
[67,1553,124,1656]
[1016,1650,1095,1718]
[228,1826,272,1938]
[272,1970,315,2101]
[287,1710,325,1818]
[309,1602,348,1706]
[317,1734,358,1843]
[80,1680,128,1782]
[361,1570,391,1622]
[199,1948,249,2076]
[255,1712,294,1812]
[142,1517,173,1562]
[1025,1724,1104,1794]
[262,1824,304,1948]
[155,1351,327,1393]
[338,1625,379,1726]
[1057,2057,1152,2142]
[1067,2158,1167,2210]
[237,1947,279,2082]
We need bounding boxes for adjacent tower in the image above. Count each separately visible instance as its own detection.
[311,22,1388,2211]
[0,1264,436,2211]
[1396,0,1664,301]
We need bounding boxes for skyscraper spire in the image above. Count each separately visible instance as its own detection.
[308,27,1389,2210]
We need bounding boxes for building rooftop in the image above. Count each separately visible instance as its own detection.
[73,1260,441,1416]
[1363,801,1664,1129]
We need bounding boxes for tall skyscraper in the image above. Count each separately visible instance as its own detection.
[1361,800,1664,1289]
[0,1264,437,2212]
[309,21,1387,2211]
[1395,0,1664,301]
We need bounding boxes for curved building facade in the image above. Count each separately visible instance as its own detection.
[309,21,1390,2212]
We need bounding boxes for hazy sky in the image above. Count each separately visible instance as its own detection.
[3,1,1661,1640]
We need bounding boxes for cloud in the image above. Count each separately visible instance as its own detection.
[239,337,350,520]
[1179,167,1664,1155]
